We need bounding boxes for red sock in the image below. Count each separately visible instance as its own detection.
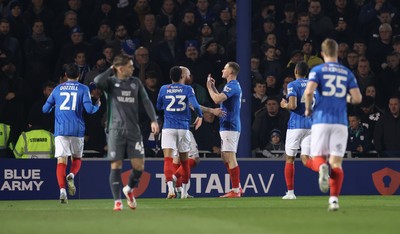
[188,158,196,169]
[173,163,180,178]
[180,159,190,184]
[284,163,295,190]
[164,157,173,182]
[330,167,344,197]
[70,158,81,175]
[230,166,240,189]
[56,163,67,189]
[313,156,327,171]
[305,158,319,172]
[174,164,184,187]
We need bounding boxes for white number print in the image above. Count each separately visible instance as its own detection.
[60,92,78,110]
[322,75,346,98]
[165,95,187,112]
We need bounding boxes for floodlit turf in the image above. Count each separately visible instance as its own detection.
[0,196,398,234]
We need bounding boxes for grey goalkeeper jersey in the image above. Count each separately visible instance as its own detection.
[94,68,157,138]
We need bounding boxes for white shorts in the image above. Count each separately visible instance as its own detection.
[285,129,311,156]
[161,128,191,153]
[55,136,84,158]
[173,131,199,158]
[220,131,240,152]
[310,124,348,157]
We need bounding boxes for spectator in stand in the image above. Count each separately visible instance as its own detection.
[265,73,281,97]
[132,12,164,53]
[280,76,295,101]
[212,5,236,48]
[193,109,221,158]
[358,95,382,149]
[285,50,304,78]
[331,16,356,44]
[200,38,226,87]
[89,0,117,38]
[109,22,131,54]
[27,81,56,133]
[175,0,196,21]
[374,96,400,157]
[252,96,289,150]
[177,10,199,44]
[199,22,214,44]
[179,40,211,87]
[259,46,283,80]
[6,0,30,46]
[343,50,359,73]
[0,18,23,73]
[260,32,284,60]
[73,50,91,83]
[262,129,285,158]
[367,23,394,74]
[186,71,211,107]
[279,3,297,48]
[251,78,267,122]
[133,46,164,84]
[156,0,180,28]
[251,1,277,32]
[328,0,357,31]
[90,20,114,53]
[152,24,184,82]
[84,54,107,86]
[338,42,350,64]
[347,112,371,157]
[64,0,91,37]
[52,10,79,53]
[24,18,55,102]
[352,38,368,57]
[22,0,55,35]
[308,0,334,46]
[355,57,375,94]
[102,44,115,67]
[393,36,400,54]
[250,55,262,80]
[301,38,323,69]
[377,52,400,105]
[194,0,217,27]
[287,24,311,56]
[132,0,152,28]
[253,17,281,47]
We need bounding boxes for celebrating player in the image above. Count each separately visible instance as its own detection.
[42,63,100,204]
[304,38,362,211]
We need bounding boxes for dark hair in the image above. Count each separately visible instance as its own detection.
[295,61,309,77]
[169,66,182,82]
[42,80,57,90]
[64,63,79,79]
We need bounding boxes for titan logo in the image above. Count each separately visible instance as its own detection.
[372,167,400,195]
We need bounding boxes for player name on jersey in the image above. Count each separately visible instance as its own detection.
[59,85,78,91]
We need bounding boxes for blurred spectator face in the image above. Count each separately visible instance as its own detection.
[338,43,349,60]
[144,14,156,31]
[393,42,400,54]
[302,43,313,55]
[379,12,392,24]
[266,99,279,116]
[32,0,44,8]
[135,0,148,10]
[196,0,209,11]
[164,24,177,40]
[357,59,370,76]
[388,97,400,116]
[0,21,10,35]
[298,15,310,26]
[353,42,366,56]
[70,32,83,44]
[271,135,281,144]
[203,112,215,123]
[103,47,114,62]
[74,52,86,65]
[231,3,237,19]
[185,46,198,60]
[347,52,359,66]
[115,25,128,39]
[64,12,77,27]
[43,86,54,97]
[263,21,275,33]
[206,42,218,54]
[386,54,399,70]
[145,76,158,89]
[135,47,150,65]
[348,116,360,130]
[162,0,175,14]
[284,10,295,22]
[101,2,112,14]
[251,57,260,70]
[265,33,277,46]
[336,20,347,31]
[98,24,111,35]
[265,47,276,60]
[365,85,376,98]
[10,5,21,17]
[379,24,392,41]
[183,12,195,26]
[253,82,266,96]
[68,0,81,11]
[292,53,304,63]
[32,21,44,34]
[296,25,310,41]
[219,8,231,23]
[308,1,322,16]
[283,76,294,91]
[2,62,16,75]
[95,57,106,69]
[266,75,276,87]
[201,25,212,37]
[335,0,347,10]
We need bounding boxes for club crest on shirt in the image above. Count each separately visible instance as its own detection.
[223,86,231,93]
[130,83,137,89]
[114,83,120,87]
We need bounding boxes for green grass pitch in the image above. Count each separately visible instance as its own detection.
[0,196,398,234]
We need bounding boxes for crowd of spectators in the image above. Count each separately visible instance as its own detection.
[1,0,400,158]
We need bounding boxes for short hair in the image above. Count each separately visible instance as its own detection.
[169,66,182,82]
[42,80,57,90]
[252,78,266,88]
[321,38,338,57]
[64,63,79,79]
[295,61,309,77]
[113,54,132,67]
[227,62,240,75]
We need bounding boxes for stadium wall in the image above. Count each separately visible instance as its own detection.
[0,158,399,200]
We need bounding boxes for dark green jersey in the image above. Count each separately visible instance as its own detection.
[94,68,157,139]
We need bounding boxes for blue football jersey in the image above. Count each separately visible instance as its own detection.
[220,80,242,132]
[42,81,99,137]
[308,62,359,125]
[286,78,312,129]
[157,83,202,130]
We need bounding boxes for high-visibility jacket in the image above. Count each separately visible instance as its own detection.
[0,123,11,150]
[13,129,55,159]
